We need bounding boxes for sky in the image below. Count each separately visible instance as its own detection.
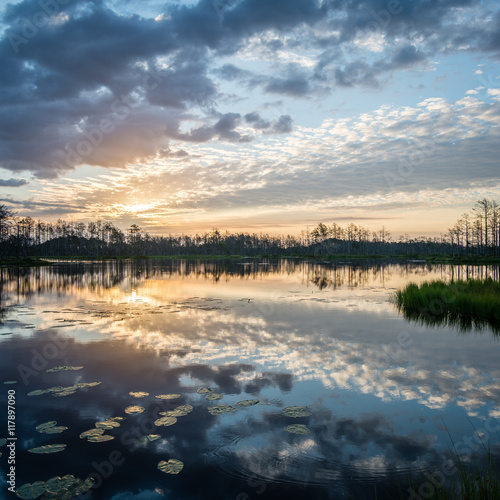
[0,0,499,237]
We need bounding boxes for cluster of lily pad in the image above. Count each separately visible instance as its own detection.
[79,417,124,443]
[199,387,269,416]
[27,382,101,398]
[45,365,83,373]
[282,406,311,434]
[155,404,193,426]
[20,380,313,495]
[16,474,95,499]
[200,389,313,434]
[36,421,68,435]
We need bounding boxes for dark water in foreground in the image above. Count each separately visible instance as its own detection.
[0,259,499,500]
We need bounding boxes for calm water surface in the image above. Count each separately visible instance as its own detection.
[1,259,499,500]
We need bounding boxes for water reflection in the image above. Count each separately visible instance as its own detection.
[0,260,499,499]
[396,303,500,334]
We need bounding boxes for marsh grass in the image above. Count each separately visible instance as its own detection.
[394,278,500,333]
[398,442,500,499]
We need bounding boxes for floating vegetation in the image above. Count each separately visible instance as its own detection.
[95,417,123,429]
[154,416,177,427]
[135,434,161,446]
[173,404,194,416]
[236,400,259,407]
[0,438,6,447]
[206,392,223,401]
[46,365,83,373]
[159,404,193,418]
[156,394,181,400]
[51,386,78,397]
[27,390,48,397]
[35,421,67,435]
[129,391,149,398]
[197,388,213,394]
[282,406,312,418]
[17,475,95,499]
[28,444,67,454]
[27,382,101,398]
[4,380,17,384]
[87,434,115,443]
[15,481,46,499]
[208,404,235,415]
[158,458,184,475]
[285,424,310,434]
[79,428,104,439]
[125,405,145,415]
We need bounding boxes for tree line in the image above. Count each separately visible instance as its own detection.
[0,199,498,259]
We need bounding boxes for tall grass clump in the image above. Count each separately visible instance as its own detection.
[394,278,500,333]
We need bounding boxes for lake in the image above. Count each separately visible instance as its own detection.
[1,259,500,500]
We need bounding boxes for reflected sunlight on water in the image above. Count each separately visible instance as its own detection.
[0,259,499,499]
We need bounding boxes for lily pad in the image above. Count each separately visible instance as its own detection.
[77,381,101,388]
[206,393,223,401]
[46,365,83,373]
[51,387,78,397]
[135,433,162,446]
[197,387,213,394]
[156,394,181,400]
[160,404,194,417]
[44,426,68,435]
[284,424,310,435]
[282,406,312,418]
[45,476,63,494]
[88,434,115,442]
[4,380,17,384]
[158,458,184,474]
[27,389,48,397]
[36,421,57,432]
[28,444,67,454]
[129,391,149,398]
[235,400,259,407]
[208,404,235,415]
[36,421,67,434]
[0,438,6,447]
[80,428,104,439]
[154,416,177,427]
[125,405,145,415]
[95,418,121,429]
[16,481,46,499]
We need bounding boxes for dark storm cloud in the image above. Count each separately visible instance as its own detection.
[265,74,311,96]
[0,0,498,178]
[0,178,27,187]
[268,114,293,133]
[390,44,427,68]
[244,112,271,129]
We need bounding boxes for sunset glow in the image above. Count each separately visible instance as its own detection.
[0,0,499,237]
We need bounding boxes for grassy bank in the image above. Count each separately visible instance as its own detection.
[394,278,500,332]
[425,256,500,265]
[0,257,53,267]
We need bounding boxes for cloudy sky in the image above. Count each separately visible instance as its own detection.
[0,0,499,236]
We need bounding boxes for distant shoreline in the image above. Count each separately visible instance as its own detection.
[2,255,500,267]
